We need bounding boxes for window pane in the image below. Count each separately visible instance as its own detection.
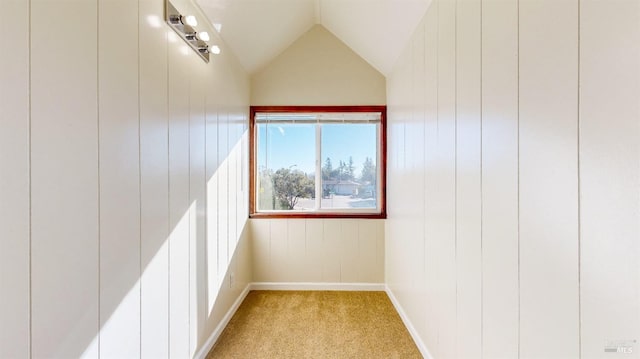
[320,124,378,210]
[256,123,316,211]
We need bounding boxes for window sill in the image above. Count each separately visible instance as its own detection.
[249,212,386,219]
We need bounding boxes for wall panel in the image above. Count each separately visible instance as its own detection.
[519,0,580,357]
[387,0,639,357]
[205,92,220,310]
[30,0,100,357]
[250,219,384,284]
[269,219,289,280]
[480,0,520,356]
[580,0,640,357]
[287,219,308,282]
[168,44,191,359]
[189,57,207,353]
[217,112,230,279]
[422,5,439,350]
[251,219,271,282]
[435,0,457,356]
[340,221,360,283]
[98,0,141,357]
[139,0,170,357]
[455,0,482,356]
[305,220,325,282]
[322,220,342,282]
[2,1,251,358]
[0,1,30,357]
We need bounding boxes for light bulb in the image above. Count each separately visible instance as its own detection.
[183,15,197,27]
[210,45,221,55]
[197,31,210,42]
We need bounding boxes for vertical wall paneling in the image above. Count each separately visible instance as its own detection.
[0,0,30,357]
[139,0,170,356]
[218,111,229,280]
[227,113,238,259]
[408,24,427,342]
[251,219,271,282]
[358,220,381,283]
[98,0,141,357]
[387,0,639,357]
[30,0,100,357]
[205,76,220,307]
[189,57,207,353]
[250,219,384,284]
[422,4,439,350]
[168,42,191,359]
[305,220,324,282]
[2,1,252,357]
[519,0,580,357]
[287,219,307,282]
[269,220,288,280]
[340,221,360,283]
[580,0,640,356]
[436,0,457,356]
[455,0,482,356]
[480,0,520,356]
[322,220,342,282]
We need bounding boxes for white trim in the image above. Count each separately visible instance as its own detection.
[194,284,252,359]
[385,285,434,359]
[250,282,385,291]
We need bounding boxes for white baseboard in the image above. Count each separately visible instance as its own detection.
[250,282,386,291]
[194,284,252,359]
[385,285,434,359]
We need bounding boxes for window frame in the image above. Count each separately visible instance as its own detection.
[249,105,387,219]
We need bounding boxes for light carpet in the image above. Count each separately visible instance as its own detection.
[207,290,422,358]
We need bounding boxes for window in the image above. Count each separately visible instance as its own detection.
[250,106,386,218]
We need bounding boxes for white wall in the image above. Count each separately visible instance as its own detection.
[250,24,386,285]
[386,0,639,358]
[251,25,386,106]
[251,219,384,284]
[0,0,252,358]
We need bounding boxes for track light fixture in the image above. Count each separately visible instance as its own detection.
[165,1,220,63]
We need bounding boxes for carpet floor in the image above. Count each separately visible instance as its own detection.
[206,290,422,358]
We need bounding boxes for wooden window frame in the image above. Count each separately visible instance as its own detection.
[249,105,387,219]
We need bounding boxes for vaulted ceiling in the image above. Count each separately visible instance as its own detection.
[195,0,432,76]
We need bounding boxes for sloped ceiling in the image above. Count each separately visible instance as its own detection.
[195,0,431,76]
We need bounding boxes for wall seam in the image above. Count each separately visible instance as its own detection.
[96,1,101,356]
[203,64,209,337]
[576,0,582,357]
[188,55,193,358]
[479,0,484,357]
[166,26,171,357]
[216,112,219,284]
[436,0,440,352]
[516,0,521,357]
[136,0,142,356]
[454,0,459,356]
[28,0,33,357]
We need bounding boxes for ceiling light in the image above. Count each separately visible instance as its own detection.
[183,15,197,27]
[210,45,221,55]
[197,32,210,42]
